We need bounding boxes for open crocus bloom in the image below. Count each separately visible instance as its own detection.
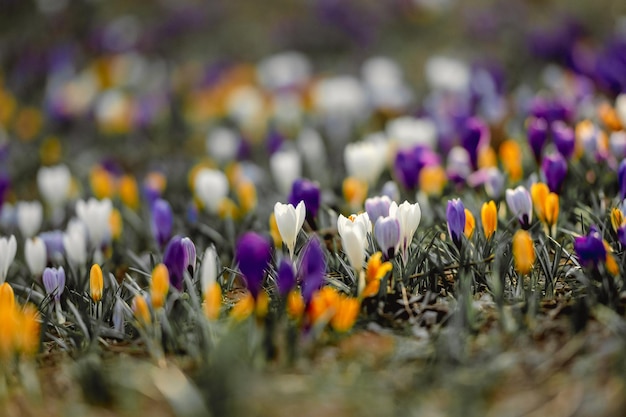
[274,201,306,259]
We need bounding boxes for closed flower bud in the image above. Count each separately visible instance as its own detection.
[530,182,550,223]
[150,264,169,310]
[16,201,43,239]
[236,232,272,299]
[25,237,47,276]
[203,281,222,320]
[374,216,401,259]
[119,175,140,210]
[446,198,465,248]
[270,148,301,196]
[338,214,368,274]
[506,186,533,229]
[513,230,535,275]
[544,193,559,229]
[0,235,17,283]
[611,207,625,233]
[541,153,567,194]
[151,199,173,249]
[132,294,151,326]
[481,201,497,239]
[330,296,360,333]
[574,226,606,267]
[288,178,321,224]
[89,264,104,303]
[193,168,229,214]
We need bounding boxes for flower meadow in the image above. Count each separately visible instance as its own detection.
[2,1,626,416]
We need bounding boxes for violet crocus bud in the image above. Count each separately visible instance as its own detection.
[365,195,392,224]
[151,199,173,249]
[527,117,548,162]
[573,226,606,267]
[299,236,326,305]
[43,266,65,301]
[618,159,626,201]
[374,216,401,259]
[276,258,296,297]
[163,236,187,291]
[181,237,196,273]
[506,186,533,229]
[541,153,568,193]
[236,232,272,299]
[551,121,575,159]
[288,178,321,225]
[461,117,489,169]
[40,230,65,263]
[381,181,400,202]
[446,198,466,248]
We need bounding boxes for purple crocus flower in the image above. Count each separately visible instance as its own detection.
[527,117,548,163]
[299,236,326,305]
[236,232,272,299]
[163,236,187,291]
[40,230,65,262]
[276,258,296,296]
[618,226,626,247]
[394,145,440,190]
[506,186,533,229]
[181,237,196,273]
[288,178,321,225]
[0,173,10,209]
[551,121,575,159]
[43,266,66,301]
[374,216,400,259]
[381,181,400,202]
[151,199,173,248]
[461,117,489,169]
[266,129,285,155]
[618,159,626,201]
[365,195,392,223]
[542,153,568,193]
[447,199,466,248]
[574,226,606,267]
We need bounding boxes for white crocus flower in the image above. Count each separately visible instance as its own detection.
[257,51,311,91]
[389,201,421,260]
[37,164,71,209]
[63,219,88,268]
[194,168,229,214]
[270,148,301,195]
[312,76,367,119]
[25,237,47,276]
[17,201,43,239]
[386,116,437,150]
[425,56,470,92]
[344,139,387,185]
[337,214,369,274]
[75,198,112,250]
[274,201,306,259]
[201,245,218,294]
[0,235,17,283]
[205,127,240,165]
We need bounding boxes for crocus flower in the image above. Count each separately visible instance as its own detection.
[337,214,368,274]
[236,232,272,299]
[201,245,222,320]
[288,179,321,224]
[464,209,475,239]
[610,207,625,233]
[394,145,440,190]
[25,237,47,277]
[506,186,533,229]
[90,264,104,303]
[181,237,196,273]
[37,164,71,209]
[16,201,43,239]
[530,182,550,223]
[132,294,151,326]
[362,252,392,298]
[461,117,489,169]
[274,201,306,259]
[270,148,301,195]
[389,201,421,260]
[41,230,65,263]
[151,199,173,248]
[365,195,392,223]
[300,237,326,304]
[276,258,296,296]
[381,181,400,202]
[163,236,187,291]
[527,117,548,162]
[43,266,66,324]
[447,199,466,248]
[618,159,626,201]
[541,152,568,193]
[193,168,229,214]
[63,219,87,268]
[374,216,400,259]
[75,198,112,250]
[0,235,16,283]
[150,264,169,310]
[481,201,497,239]
[513,230,535,275]
[574,226,606,267]
[551,121,575,159]
[344,140,387,186]
[329,295,360,333]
